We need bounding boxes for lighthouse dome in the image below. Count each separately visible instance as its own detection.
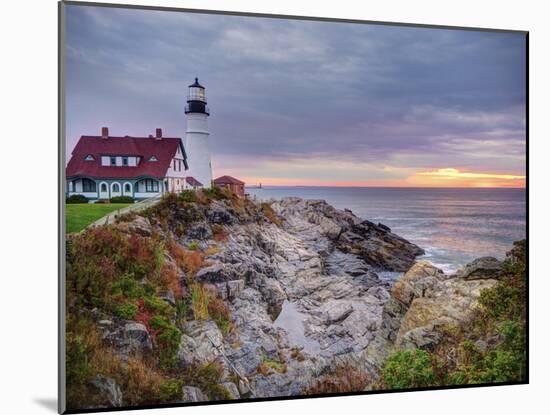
[188,77,204,89]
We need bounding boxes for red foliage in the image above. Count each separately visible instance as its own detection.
[135,300,159,339]
[161,263,182,299]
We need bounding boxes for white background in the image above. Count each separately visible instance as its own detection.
[0,0,545,414]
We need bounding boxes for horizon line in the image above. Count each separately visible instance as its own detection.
[243,184,526,189]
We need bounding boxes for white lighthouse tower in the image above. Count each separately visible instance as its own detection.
[185,78,212,188]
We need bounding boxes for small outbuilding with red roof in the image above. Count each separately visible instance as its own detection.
[213,175,246,196]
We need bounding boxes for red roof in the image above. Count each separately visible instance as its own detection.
[66,135,187,179]
[214,175,245,185]
[185,176,203,187]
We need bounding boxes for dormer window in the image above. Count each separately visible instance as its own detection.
[110,156,116,166]
[84,154,95,161]
[122,156,128,166]
[148,156,158,162]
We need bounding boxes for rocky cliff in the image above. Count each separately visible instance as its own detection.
[65,190,523,410]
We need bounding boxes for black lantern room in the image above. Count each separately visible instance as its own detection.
[185,77,209,116]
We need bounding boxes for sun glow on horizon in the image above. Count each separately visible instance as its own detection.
[416,168,525,181]
[227,167,525,189]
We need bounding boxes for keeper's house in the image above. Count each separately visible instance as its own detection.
[66,127,192,200]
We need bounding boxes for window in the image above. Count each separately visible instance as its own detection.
[112,183,120,193]
[149,156,158,162]
[100,183,107,192]
[124,183,131,193]
[84,154,94,161]
[144,179,159,192]
[110,156,116,166]
[82,178,96,192]
[122,157,128,166]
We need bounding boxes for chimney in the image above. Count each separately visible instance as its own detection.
[155,128,162,140]
[101,127,109,139]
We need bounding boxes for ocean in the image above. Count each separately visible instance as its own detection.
[247,187,526,274]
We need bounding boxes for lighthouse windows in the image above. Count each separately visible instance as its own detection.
[188,85,206,102]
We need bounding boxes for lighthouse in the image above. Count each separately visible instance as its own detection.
[185,77,212,188]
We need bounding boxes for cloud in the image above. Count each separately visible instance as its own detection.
[64,4,526,186]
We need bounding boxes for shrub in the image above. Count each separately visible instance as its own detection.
[111,274,144,300]
[144,193,205,232]
[191,284,209,320]
[161,262,183,298]
[110,196,134,203]
[187,241,200,251]
[178,190,197,203]
[211,224,228,242]
[176,297,193,322]
[306,361,369,394]
[116,302,138,320]
[159,379,183,402]
[121,356,165,406]
[261,202,281,226]
[204,246,221,256]
[479,284,521,320]
[66,194,89,204]
[208,296,233,336]
[186,361,232,400]
[66,332,94,386]
[378,349,438,389]
[143,295,173,318]
[202,186,229,201]
[290,347,305,362]
[167,239,205,277]
[149,316,181,369]
[257,355,286,375]
[66,227,166,310]
[115,211,137,223]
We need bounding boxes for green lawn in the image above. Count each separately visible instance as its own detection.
[66,203,131,233]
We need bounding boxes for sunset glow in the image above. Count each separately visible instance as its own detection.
[417,168,525,181]
[216,163,526,189]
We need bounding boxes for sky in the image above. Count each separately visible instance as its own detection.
[65,4,527,188]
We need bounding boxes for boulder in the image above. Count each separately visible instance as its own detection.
[195,263,236,283]
[212,279,246,301]
[178,320,224,367]
[181,386,207,402]
[123,322,153,352]
[158,290,176,307]
[321,300,354,324]
[91,375,122,407]
[392,261,443,306]
[186,222,213,240]
[207,206,236,225]
[456,256,503,280]
[117,215,152,237]
[238,379,251,396]
[104,322,153,354]
[227,279,245,299]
